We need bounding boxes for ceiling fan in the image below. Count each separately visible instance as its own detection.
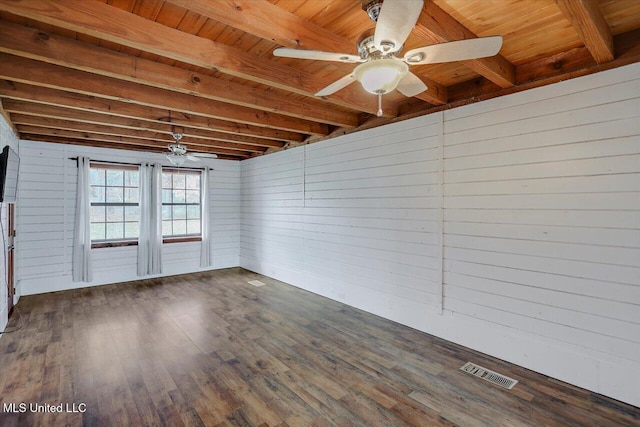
[273,0,503,116]
[166,128,218,166]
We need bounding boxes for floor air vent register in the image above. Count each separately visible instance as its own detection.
[460,362,518,389]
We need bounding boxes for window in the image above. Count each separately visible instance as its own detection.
[89,164,140,244]
[161,169,201,239]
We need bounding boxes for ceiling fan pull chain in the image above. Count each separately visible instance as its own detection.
[377,92,383,117]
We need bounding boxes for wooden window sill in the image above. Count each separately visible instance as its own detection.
[92,240,138,249]
[163,236,202,244]
[92,236,202,248]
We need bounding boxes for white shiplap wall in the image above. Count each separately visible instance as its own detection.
[441,63,640,405]
[17,141,240,295]
[241,115,443,315]
[304,117,443,311]
[240,62,640,406]
[0,116,18,334]
[241,148,305,281]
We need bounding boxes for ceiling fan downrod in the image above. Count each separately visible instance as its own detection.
[170,125,183,143]
[362,0,383,22]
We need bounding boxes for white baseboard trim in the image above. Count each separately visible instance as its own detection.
[19,261,240,296]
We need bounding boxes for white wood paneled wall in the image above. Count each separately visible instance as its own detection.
[240,62,640,406]
[0,117,18,334]
[16,141,241,295]
[241,148,304,281]
[241,114,443,314]
[441,63,640,406]
[442,65,640,366]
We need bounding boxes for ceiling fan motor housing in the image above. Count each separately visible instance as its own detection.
[357,28,398,60]
[169,143,188,155]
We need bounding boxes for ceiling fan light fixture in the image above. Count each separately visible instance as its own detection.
[167,153,186,166]
[353,59,408,95]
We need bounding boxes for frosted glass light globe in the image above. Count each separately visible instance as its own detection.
[167,154,186,166]
[353,59,408,94]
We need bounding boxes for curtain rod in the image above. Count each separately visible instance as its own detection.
[68,157,214,171]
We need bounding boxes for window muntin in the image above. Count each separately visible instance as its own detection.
[161,169,201,238]
[89,164,140,242]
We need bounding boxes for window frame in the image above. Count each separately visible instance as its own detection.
[161,167,203,243]
[89,163,205,248]
[89,162,141,249]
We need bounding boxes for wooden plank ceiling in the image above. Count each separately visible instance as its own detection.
[0,0,639,160]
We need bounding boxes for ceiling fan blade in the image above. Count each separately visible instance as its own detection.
[273,47,362,63]
[185,155,201,162]
[374,0,424,54]
[404,36,503,65]
[396,72,427,97]
[192,153,218,159]
[315,73,356,97]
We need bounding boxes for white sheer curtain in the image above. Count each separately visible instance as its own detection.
[72,156,92,282]
[150,163,163,271]
[137,162,162,276]
[200,167,211,267]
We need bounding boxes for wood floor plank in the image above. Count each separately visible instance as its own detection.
[0,267,639,426]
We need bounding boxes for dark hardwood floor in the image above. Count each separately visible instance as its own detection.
[0,267,638,426]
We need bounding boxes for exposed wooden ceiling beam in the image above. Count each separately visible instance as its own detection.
[401,29,640,118]
[556,0,614,64]
[517,27,639,84]
[0,0,384,116]
[166,0,355,53]
[0,98,18,137]
[10,114,267,154]
[0,82,304,143]
[19,134,241,160]
[0,53,327,135]
[0,0,634,162]
[0,20,357,128]
[3,100,284,149]
[169,0,448,106]
[413,76,448,106]
[413,1,516,88]
[17,125,252,158]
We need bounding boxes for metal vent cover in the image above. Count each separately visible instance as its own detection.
[247,280,266,287]
[460,362,518,390]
